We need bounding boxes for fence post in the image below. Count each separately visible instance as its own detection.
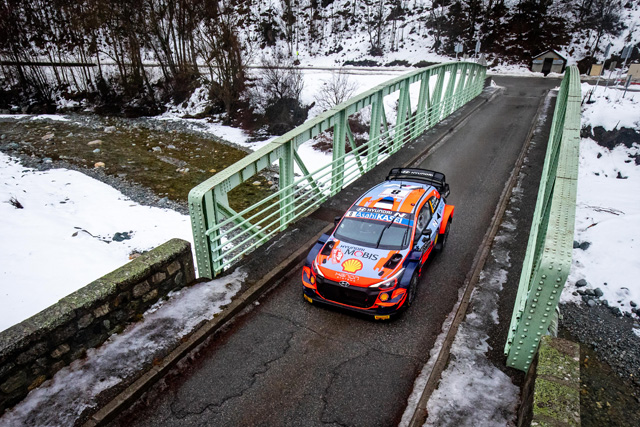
[279,140,295,230]
[331,110,347,195]
[430,69,446,126]
[368,90,384,170]
[453,63,469,110]
[414,70,431,137]
[394,79,411,151]
[188,189,220,279]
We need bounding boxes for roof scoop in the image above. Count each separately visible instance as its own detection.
[373,196,395,210]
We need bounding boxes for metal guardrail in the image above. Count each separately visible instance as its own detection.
[188,62,487,279]
[504,66,581,372]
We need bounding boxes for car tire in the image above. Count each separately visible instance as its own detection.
[435,221,451,253]
[407,272,418,307]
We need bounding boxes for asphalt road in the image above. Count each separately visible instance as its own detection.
[111,77,558,427]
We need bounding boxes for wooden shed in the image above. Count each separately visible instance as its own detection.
[531,49,567,76]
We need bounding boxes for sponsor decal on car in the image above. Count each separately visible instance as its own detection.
[345,210,412,225]
[352,207,410,217]
[401,169,434,177]
[340,244,379,261]
[341,258,363,273]
[335,272,361,282]
[330,248,344,264]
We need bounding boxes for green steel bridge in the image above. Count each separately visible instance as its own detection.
[188,62,581,373]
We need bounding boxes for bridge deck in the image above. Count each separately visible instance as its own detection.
[112,77,558,427]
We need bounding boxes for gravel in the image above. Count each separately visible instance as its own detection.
[65,113,253,153]
[561,302,640,388]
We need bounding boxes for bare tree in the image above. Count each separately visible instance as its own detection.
[195,2,249,122]
[315,70,358,110]
[365,0,387,56]
[252,52,304,111]
[251,52,308,134]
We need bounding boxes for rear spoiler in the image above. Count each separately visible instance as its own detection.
[385,168,450,198]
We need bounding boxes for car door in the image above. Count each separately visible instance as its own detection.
[414,202,434,264]
[426,194,442,242]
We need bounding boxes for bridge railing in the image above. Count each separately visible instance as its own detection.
[188,62,487,278]
[504,66,581,372]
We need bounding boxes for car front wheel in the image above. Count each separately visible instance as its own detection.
[407,272,418,307]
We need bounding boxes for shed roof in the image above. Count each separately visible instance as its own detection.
[532,49,567,61]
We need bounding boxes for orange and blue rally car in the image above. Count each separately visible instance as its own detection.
[302,168,454,319]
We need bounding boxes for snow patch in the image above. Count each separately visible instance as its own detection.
[581,82,640,131]
[29,114,70,122]
[398,287,464,427]
[0,153,192,331]
[562,87,640,314]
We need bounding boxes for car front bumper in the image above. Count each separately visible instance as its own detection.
[303,284,407,319]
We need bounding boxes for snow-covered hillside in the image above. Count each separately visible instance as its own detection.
[244,0,640,71]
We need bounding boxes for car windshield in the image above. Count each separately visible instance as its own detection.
[334,218,410,250]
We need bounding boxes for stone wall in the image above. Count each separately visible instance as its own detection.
[518,336,581,427]
[0,238,195,414]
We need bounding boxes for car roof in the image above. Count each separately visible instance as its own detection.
[354,181,436,215]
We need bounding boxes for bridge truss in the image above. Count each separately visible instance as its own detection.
[504,66,581,371]
[188,62,486,278]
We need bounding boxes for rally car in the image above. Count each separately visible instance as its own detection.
[302,168,454,319]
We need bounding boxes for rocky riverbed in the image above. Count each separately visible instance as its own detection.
[559,123,640,425]
[0,114,277,215]
[560,304,640,426]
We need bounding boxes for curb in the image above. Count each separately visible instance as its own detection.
[84,84,502,426]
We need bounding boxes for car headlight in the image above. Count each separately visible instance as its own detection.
[312,258,325,278]
[370,268,405,289]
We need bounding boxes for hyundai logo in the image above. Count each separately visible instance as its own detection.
[338,281,350,287]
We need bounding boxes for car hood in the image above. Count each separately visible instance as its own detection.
[315,238,410,287]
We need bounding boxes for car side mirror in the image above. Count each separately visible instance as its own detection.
[334,216,341,227]
[442,184,450,199]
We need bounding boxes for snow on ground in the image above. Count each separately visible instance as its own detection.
[398,286,462,427]
[0,152,192,332]
[580,82,640,129]
[563,84,640,313]
[0,269,246,427]
[28,114,70,122]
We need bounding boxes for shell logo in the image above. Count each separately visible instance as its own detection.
[341,258,363,273]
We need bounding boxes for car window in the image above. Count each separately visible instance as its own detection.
[415,205,430,233]
[428,196,439,213]
[334,218,409,250]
